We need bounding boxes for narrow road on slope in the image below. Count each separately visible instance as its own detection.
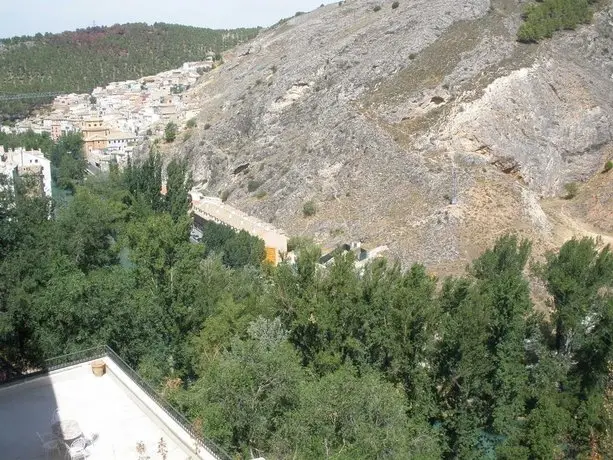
[541,198,613,248]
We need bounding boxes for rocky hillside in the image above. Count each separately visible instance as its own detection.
[173,0,613,273]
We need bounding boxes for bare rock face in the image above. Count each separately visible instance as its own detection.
[447,59,613,197]
[176,0,613,270]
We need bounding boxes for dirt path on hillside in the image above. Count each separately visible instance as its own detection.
[541,198,613,247]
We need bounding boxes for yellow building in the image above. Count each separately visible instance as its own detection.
[82,119,110,153]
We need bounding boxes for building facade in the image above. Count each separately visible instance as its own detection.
[82,119,110,153]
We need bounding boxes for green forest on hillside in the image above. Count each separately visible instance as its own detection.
[2,138,613,457]
[0,23,259,121]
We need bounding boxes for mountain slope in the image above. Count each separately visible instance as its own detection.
[174,0,613,272]
[0,23,259,120]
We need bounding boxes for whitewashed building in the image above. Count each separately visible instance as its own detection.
[0,146,52,198]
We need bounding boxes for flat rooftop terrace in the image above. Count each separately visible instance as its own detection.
[0,354,222,460]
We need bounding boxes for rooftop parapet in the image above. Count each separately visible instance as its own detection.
[0,345,230,460]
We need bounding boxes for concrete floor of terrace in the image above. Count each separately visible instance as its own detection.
[0,360,214,460]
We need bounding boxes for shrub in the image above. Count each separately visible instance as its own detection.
[203,123,211,130]
[255,190,267,199]
[303,200,317,217]
[186,118,197,129]
[220,189,230,202]
[604,160,613,173]
[517,0,593,43]
[373,5,382,12]
[392,1,400,9]
[564,182,579,199]
[409,53,417,60]
[287,236,314,252]
[164,122,177,143]
[247,180,262,192]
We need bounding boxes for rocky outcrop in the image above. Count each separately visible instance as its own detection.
[446,59,613,197]
[174,0,613,270]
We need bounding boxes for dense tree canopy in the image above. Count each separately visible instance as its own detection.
[1,146,613,458]
[51,132,87,192]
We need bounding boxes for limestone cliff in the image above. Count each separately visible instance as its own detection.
[174,0,613,272]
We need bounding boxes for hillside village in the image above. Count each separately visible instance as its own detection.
[1,54,217,170]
